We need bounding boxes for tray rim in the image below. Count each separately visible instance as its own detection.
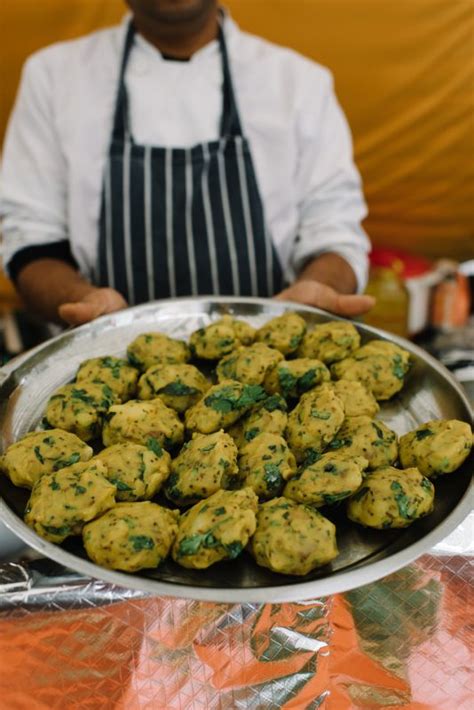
[0,296,472,602]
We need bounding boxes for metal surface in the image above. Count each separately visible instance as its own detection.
[0,297,472,602]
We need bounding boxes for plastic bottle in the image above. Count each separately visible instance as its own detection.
[363,260,409,337]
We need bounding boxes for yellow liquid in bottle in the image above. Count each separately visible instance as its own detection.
[363,265,409,338]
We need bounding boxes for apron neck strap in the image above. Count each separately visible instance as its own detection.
[112,17,243,143]
[217,19,242,137]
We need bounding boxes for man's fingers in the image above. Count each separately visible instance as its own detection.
[333,293,376,317]
[58,301,103,326]
[275,281,375,317]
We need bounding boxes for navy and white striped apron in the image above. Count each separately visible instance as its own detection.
[97,21,283,304]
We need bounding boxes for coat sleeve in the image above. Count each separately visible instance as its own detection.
[0,51,71,277]
[291,68,371,292]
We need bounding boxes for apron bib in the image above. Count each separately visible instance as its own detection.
[97,21,283,304]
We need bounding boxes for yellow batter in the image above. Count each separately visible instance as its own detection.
[326,416,398,469]
[284,453,368,506]
[1,429,93,489]
[185,380,266,434]
[24,460,116,543]
[297,320,360,363]
[44,382,118,441]
[127,332,190,371]
[216,342,283,385]
[399,419,473,477]
[227,395,288,449]
[255,312,307,355]
[347,465,435,529]
[263,357,330,399]
[238,432,297,500]
[75,356,139,402]
[94,442,171,501]
[137,363,210,412]
[250,498,338,575]
[102,398,184,449]
[285,383,345,462]
[83,502,179,572]
[172,487,258,569]
[164,430,239,506]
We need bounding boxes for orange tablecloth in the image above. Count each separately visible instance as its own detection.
[0,554,472,709]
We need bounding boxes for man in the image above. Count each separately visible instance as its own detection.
[0,0,374,324]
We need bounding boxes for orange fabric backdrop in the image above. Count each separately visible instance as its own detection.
[1,0,473,261]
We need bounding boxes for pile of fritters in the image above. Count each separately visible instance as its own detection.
[2,313,472,577]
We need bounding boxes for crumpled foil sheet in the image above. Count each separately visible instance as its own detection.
[0,549,472,710]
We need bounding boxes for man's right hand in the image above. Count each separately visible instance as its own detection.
[58,288,128,326]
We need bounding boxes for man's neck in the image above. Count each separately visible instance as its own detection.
[132,6,219,60]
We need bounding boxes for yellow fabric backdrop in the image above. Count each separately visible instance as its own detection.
[1,0,473,261]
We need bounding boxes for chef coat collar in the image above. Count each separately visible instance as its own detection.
[119,7,239,65]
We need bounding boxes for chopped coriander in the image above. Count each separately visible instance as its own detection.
[49,480,60,491]
[52,453,80,471]
[219,356,238,379]
[298,369,318,392]
[71,388,97,406]
[42,524,70,537]
[415,428,434,441]
[205,384,265,413]
[73,484,87,496]
[372,423,385,440]
[322,490,352,504]
[138,454,146,481]
[224,541,244,559]
[262,395,287,413]
[200,442,216,453]
[101,356,123,379]
[327,437,352,450]
[351,486,369,502]
[34,446,45,464]
[310,409,331,420]
[392,354,406,380]
[244,427,260,442]
[158,381,200,397]
[111,478,134,492]
[127,352,143,369]
[147,437,163,458]
[101,384,115,408]
[177,531,220,557]
[214,507,226,516]
[278,369,297,397]
[129,535,155,551]
[303,449,321,466]
[52,452,81,471]
[391,480,416,519]
[289,334,303,349]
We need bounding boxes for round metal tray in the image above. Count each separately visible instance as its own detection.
[0,297,472,602]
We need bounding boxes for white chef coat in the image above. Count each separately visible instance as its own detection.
[0,13,370,290]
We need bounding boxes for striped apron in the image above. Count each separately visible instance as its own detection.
[97,21,283,304]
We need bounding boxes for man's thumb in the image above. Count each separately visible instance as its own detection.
[58,301,103,326]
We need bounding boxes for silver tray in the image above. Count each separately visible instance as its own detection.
[0,297,472,602]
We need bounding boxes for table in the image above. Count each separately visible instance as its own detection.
[0,515,472,710]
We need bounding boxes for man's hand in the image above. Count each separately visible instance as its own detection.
[58,288,128,326]
[275,279,374,317]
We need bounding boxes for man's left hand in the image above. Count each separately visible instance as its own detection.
[275,279,375,317]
